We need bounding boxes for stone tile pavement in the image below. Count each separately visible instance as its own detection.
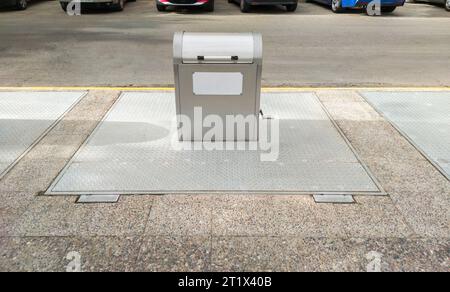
[0,89,448,272]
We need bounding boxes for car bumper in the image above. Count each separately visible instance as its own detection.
[157,0,210,6]
[0,0,18,8]
[342,0,405,7]
[59,0,117,3]
[245,0,298,5]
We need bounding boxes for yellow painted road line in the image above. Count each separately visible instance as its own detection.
[0,86,450,91]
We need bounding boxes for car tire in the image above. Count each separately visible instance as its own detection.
[228,0,234,3]
[113,0,125,11]
[15,0,28,10]
[285,3,297,12]
[204,0,214,12]
[445,0,450,11]
[60,2,68,12]
[381,6,396,13]
[240,0,250,12]
[156,3,166,11]
[331,0,344,13]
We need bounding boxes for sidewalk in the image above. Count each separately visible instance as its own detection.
[0,89,448,272]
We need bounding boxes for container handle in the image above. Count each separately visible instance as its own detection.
[197,56,239,62]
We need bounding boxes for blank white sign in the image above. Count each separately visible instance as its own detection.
[193,72,243,96]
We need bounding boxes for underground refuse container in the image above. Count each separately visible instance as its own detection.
[173,32,263,142]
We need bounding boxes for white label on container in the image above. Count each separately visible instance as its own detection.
[193,72,243,96]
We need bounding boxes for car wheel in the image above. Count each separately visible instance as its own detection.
[156,3,166,11]
[114,0,125,11]
[228,0,234,3]
[285,3,297,12]
[381,6,396,13]
[204,0,214,12]
[240,0,250,12]
[446,0,450,11]
[331,0,344,13]
[15,0,28,10]
[60,2,68,12]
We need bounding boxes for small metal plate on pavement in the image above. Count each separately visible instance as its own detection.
[313,194,355,204]
[77,195,120,203]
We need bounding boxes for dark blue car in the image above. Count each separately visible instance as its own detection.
[311,0,405,13]
[0,0,30,10]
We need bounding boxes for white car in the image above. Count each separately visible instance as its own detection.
[156,0,215,12]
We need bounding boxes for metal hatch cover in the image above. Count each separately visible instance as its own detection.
[46,92,382,196]
[0,91,86,179]
[362,91,450,181]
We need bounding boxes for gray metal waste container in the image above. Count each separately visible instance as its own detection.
[173,32,263,142]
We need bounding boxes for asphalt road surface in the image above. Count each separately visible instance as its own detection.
[0,0,449,87]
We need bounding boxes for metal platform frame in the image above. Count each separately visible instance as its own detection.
[46,91,385,196]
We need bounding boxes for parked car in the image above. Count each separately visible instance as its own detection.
[412,0,450,11]
[156,0,215,12]
[229,0,298,12]
[310,0,405,13]
[0,0,31,10]
[59,0,134,12]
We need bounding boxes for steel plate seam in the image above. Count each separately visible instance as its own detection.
[314,92,386,195]
[46,91,128,193]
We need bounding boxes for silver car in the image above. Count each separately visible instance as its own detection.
[413,0,450,11]
[229,0,299,12]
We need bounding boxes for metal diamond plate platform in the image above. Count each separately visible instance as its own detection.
[47,92,382,195]
[363,91,450,181]
[0,91,86,179]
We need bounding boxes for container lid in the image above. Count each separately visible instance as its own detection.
[181,32,255,64]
